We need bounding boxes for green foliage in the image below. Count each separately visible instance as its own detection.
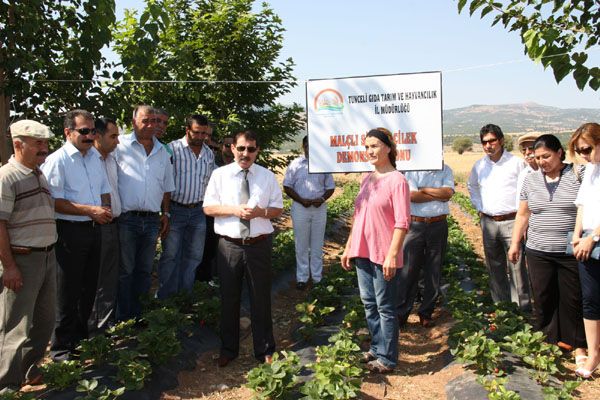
[75,379,125,400]
[451,330,503,375]
[451,192,480,223]
[300,336,363,400]
[78,334,114,365]
[272,229,296,272]
[112,350,152,391]
[137,326,181,365]
[452,136,474,154]
[504,135,515,152]
[0,390,35,400]
[327,181,360,221]
[246,351,301,400]
[295,299,335,338]
[111,0,304,169]
[458,0,600,91]
[142,306,190,330]
[41,360,84,390]
[541,380,581,400]
[477,376,522,400]
[107,319,137,339]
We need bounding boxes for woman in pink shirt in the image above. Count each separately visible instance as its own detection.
[341,127,411,373]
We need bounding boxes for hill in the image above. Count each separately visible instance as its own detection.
[443,102,600,136]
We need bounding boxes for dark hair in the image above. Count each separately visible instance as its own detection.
[234,130,259,146]
[64,109,94,129]
[479,124,504,141]
[534,134,565,161]
[95,117,117,136]
[185,114,209,129]
[366,127,396,167]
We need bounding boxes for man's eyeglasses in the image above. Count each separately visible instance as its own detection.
[71,128,96,135]
[236,146,258,153]
[575,146,593,156]
[141,118,161,124]
[481,138,498,145]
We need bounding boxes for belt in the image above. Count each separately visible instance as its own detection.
[125,210,160,217]
[221,234,269,246]
[57,219,98,227]
[11,244,55,255]
[172,201,203,209]
[411,215,447,224]
[482,212,517,222]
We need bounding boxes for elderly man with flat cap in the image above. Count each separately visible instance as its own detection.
[0,120,56,391]
[515,133,541,208]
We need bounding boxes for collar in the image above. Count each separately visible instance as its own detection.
[127,132,164,155]
[64,141,98,159]
[486,149,511,165]
[181,136,210,154]
[7,155,35,175]
[237,162,257,175]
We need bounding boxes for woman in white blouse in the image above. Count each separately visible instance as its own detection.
[570,122,600,379]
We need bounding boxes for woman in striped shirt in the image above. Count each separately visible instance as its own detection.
[508,134,586,365]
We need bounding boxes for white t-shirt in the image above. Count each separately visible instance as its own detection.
[574,162,600,232]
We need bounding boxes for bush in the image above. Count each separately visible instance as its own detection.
[504,135,514,152]
[452,137,473,154]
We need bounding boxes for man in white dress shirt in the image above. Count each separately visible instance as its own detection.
[468,124,531,311]
[41,110,112,360]
[89,117,121,334]
[204,130,283,367]
[114,105,175,320]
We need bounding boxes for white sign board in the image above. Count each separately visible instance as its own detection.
[306,71,443,173]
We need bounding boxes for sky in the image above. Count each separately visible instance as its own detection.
[114,0,600,110]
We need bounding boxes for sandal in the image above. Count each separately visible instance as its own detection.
[360,351,376,363]
[575,355,588,369]
[366,359,395,374]
[575,362,599,379]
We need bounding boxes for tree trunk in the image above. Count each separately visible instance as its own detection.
[0,71,13,165]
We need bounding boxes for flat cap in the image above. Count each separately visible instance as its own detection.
[9,120,53,139]
[517,132,541,147]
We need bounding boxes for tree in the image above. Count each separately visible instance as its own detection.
[504,134,514,151]
[0,0,116,162]
[452,136,473,154]
[458,0,599,91]
[111,0,303,169]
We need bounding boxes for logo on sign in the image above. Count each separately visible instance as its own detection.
[314,88,344,115]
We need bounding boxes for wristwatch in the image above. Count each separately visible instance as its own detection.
[593,235,600,243]
[161,211,171,218]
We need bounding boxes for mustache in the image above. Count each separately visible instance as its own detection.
[36,152,48,157]
[82,139,94,143]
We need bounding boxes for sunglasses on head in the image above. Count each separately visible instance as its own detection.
[235,146,257,153]
[575,146,593,156]
[72,128,96,135]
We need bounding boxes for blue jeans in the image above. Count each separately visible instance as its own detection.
[117,212,160,321]
[355,257,400,369]
[579,258,600,320]
[157,203,206,299]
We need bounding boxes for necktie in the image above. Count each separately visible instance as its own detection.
[240,169,250,238]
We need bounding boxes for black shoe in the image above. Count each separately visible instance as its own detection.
[296,281,307,290]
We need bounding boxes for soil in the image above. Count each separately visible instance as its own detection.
[161,182,600,399]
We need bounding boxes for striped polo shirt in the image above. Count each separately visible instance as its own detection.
[168,137,215,205]
[0,156,57,247]
[520,164,582,253]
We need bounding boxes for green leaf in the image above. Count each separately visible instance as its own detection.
[458,0,468,13]
[573,66,590,90]
[469,0,483,16]
[480,5,493,18]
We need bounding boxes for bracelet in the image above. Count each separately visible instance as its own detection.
[264,208,268,218]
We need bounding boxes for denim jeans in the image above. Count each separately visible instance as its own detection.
[157,203,206,299]
[291,202,327,283]
[355,257,400,369]
[117,212,160,321]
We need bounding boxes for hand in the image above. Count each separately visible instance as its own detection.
[2,264,23,292]
[340,249,352,271]
[574,236,595,262]
[89,206,112,224]
[311,198,325,208]
[300,199,312,208]
[507,244,520,264]
[159,214,170,240]
[240,206,260,220]
[382,256,397,281]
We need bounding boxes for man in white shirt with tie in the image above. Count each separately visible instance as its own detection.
[204,130,283,368]
[468,124,531,311]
